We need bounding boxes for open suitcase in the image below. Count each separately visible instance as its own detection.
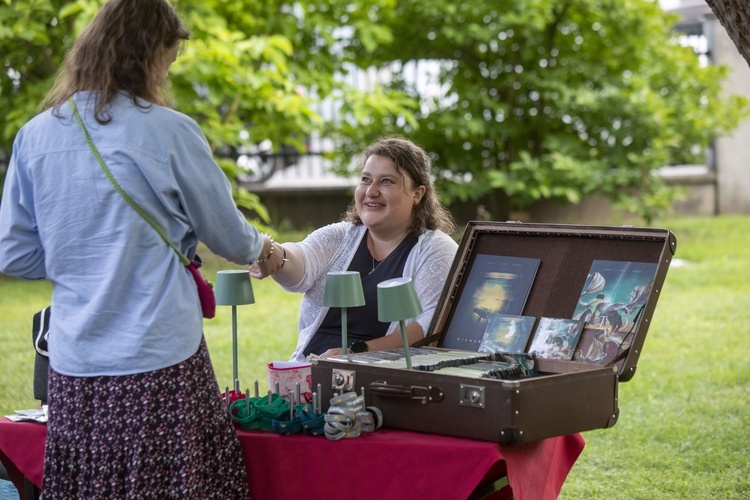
[311,222,676,444]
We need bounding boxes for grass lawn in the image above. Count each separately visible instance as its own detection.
[1,216,748,498]
[560,215,750,498]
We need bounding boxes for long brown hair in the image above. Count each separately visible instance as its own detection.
[344,137,457,235]
[42,0,190,124]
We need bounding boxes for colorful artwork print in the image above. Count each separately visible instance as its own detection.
[573,325,632,366]
[528,317,584,360]
[479,314,536,353]
[573,260,657,346]
[441,255,541,351]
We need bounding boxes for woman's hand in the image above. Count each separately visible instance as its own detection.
[249,236,285,279]
[248,262,269,279]
[249,239,303,288]
[318,347,346,359]
[249,252,282,278]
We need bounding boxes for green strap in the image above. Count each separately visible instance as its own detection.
[69,99,190,266]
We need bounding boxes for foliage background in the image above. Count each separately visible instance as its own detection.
[1,0,748,223]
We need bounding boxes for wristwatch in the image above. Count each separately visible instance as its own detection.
[350,341,369,353]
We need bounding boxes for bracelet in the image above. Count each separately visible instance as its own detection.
[256,234,274,263]
[280,245,288,269]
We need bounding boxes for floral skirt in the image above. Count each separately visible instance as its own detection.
[43,338,249,499]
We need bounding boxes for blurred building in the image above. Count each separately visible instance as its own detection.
[662,0,750,216]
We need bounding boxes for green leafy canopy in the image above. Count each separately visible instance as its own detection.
[346,0,748,222]
[1,0,747,224]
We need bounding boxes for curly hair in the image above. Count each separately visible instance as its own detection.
[343,137,457,235]
[42,0,190,124]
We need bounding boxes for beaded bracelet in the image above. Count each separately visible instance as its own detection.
[256,234,275,263]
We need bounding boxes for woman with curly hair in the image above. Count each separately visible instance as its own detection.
[252,137,458,361]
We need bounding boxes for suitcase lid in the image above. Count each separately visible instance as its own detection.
[430,221,676,381]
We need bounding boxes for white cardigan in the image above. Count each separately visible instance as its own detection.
[284,222,458,361]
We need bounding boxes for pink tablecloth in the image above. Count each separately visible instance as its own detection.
[0,419,584,499]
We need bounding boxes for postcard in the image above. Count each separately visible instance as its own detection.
[573,259,657,339]
[527,317,584,360]
[441,254,541,351]
[478,314,536,353]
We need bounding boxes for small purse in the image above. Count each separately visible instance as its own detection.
[185,255,216,319]
[69,99,216,318]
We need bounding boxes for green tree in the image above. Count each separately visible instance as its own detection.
[2,0,747,224]
[342,0,748,223]
[0,0,417,223]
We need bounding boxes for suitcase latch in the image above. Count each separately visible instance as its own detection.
[331,369,356,392]
[459,384,485,409]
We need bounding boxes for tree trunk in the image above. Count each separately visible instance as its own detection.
[706,0,750,68]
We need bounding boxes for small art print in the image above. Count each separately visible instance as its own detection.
[479,314,536,353]
[573,325,633,366]
[573,259,657,341]
[442,254,540,351]
[528,317,584,360]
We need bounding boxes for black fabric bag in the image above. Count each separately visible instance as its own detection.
[32,306,51,358]
[32,306,51,403]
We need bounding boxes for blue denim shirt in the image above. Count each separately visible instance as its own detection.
[0,92,263,376]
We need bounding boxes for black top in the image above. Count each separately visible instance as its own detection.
[304,231,419,355]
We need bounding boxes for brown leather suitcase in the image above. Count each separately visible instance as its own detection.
[311,221,676,444]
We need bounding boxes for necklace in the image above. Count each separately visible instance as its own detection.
[367,232,390,276]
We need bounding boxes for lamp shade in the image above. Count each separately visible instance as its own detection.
[377,277,423,322]
[323,271,365,308]
[215,270,255,306]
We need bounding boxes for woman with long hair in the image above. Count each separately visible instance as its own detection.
[0,1,283,496]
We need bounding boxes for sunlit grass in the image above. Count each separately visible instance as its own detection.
[560,215,750,498]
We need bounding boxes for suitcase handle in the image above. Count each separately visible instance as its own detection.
[369,382,444,404]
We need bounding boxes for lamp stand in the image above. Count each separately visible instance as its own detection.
[232,304,239,393]
[399,320,412,369]
[341,307,348,354]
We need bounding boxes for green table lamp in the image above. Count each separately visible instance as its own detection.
[215,269,255,394]
[377,277,423,369]
[323,271,366,354]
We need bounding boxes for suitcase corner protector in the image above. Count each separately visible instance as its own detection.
[498,427,525,446]
[606,408,620,428]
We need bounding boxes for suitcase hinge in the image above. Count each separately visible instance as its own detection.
[411,385,445,404]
